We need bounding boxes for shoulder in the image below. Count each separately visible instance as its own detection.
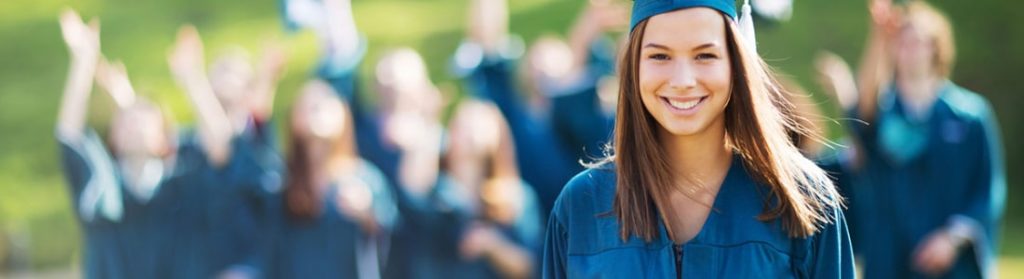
[551,165,617,223]
[940,82,996,123]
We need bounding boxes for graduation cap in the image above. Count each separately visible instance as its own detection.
[630,0,757,52]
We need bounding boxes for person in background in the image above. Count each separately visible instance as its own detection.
[167,25,287,279]
[453,0,580,217]
[446,100,543,279]
[272,79,398,279]
[821,1,1006,278]
[56,9,218,278]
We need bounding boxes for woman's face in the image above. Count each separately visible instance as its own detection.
[447,102,500,169]
[111,104,170,159]
[638,8,732,138]
[291,81,346,142]
[894,21,936,80]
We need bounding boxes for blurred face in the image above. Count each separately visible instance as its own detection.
[111,104,170,159]
[638,8,732,138]
[527,38,575,83]
[291,81,346,142]
[894,21,936,80]
[374,49,441,117]
[447,102,500,168]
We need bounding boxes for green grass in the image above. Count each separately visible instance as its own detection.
[0,0,1021,274]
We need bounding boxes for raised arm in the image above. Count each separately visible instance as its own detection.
[56,9,101,142]
[248,44,288,121]
[567,0,628,74]
[322,0,361,64]
[856,0,900,123]
[94,59,138,110]
[168,25,233,167]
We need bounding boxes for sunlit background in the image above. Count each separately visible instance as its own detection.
[0,0,1020,277]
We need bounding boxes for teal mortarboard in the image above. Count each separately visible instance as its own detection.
[630,0,757,52]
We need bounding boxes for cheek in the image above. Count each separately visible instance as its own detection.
[700,63,733,97]
[637,62,668,102]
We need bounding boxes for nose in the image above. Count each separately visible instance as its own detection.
[668,61,697,90]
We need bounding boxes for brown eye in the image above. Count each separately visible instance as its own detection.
[648,53,670,61]
[695,53,718,61]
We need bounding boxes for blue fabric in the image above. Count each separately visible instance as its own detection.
[319,56,402,187]
[382,174,472,279]
[630,0,738,31]
[839,82,1005,279]
[272,160,398,279]
[59,130,219,279]
[548,63,615,163]
[462,56,580,218]
[543,157,855,279]
[205,134,285,278]
[459,182,545,279]
[59,131,127,279]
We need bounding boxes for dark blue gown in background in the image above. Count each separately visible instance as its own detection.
[835,82,1005,279]
[272,159,398,279]
[205,124,285,278]
[457,45,580,217]
[59,130,217,279]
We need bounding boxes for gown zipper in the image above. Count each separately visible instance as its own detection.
[674,244,684,279]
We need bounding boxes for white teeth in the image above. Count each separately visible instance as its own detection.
[667,98,701,110]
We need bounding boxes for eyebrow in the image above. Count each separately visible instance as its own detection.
[642,42,720,51]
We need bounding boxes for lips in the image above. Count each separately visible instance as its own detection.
[661,96,708,113]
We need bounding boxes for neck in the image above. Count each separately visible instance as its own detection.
[659,123,732,189]
[896,74,942,120]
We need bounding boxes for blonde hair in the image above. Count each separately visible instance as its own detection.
[904,1,956,78]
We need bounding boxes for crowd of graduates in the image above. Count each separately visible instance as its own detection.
[54,0,1004,278]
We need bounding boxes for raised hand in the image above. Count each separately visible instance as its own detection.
[168,25,207,82]
[869,0,902,39]
[814,51,857,112]
[57,8,103,141]
[59,8,100,64]
[94,59,136,108]
[167,24,233,167]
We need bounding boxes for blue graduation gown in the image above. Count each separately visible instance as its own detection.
[272,159,398,279]
[548,72,614,165]
[462,181,545,279]
[543,158,855,279]
[59,130,217,279]
[318,50,401,188]
[382,174,472,279]
[839,82,1005,279]
[205,132,285,278]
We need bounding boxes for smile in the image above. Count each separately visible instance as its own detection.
[661,96,708,113]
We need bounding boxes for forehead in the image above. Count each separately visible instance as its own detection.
[642,7,726,49]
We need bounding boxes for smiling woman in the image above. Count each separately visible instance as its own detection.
[541,1,855,278]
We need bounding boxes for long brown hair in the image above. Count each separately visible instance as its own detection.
[605,14,841,241]
[284,81,359,220]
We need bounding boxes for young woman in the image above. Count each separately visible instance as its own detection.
[57,10,224,278]
[272,79,398,279]
[542,1,854,278]
[827,1,1006,278]
[446,100,543,279]
[454,0,581,217]
[167,25,286,279]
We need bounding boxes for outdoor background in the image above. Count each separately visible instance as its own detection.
[0,0,1020,276]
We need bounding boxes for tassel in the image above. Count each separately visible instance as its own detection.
[738,0,757,53]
